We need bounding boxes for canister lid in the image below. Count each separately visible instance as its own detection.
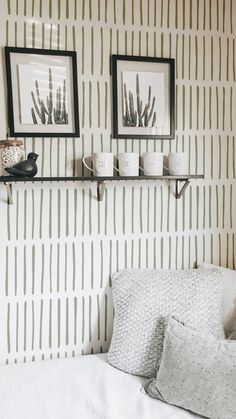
[0,138,23,146]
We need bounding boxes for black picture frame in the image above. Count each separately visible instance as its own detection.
[112,55,175,140]
[5,47,80,138]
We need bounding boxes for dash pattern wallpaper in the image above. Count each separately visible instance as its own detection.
[0,0,235,365]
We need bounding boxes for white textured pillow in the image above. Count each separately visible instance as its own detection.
[143,318,236,419]
[197,263,236,336]
[107,268,224,377]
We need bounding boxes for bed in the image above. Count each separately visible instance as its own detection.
[0,353,202,419]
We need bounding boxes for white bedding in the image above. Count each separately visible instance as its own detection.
[0,353,202,419]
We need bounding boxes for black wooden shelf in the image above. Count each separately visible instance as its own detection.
[0,174,204,204]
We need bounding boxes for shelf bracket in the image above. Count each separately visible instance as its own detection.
[4,182,13,205]
[175,179,190,199]
[97,181,106,201]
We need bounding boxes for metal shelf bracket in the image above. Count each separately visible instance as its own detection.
[4,182,13,205]
[97,181,106,201]
[175,179,190,199]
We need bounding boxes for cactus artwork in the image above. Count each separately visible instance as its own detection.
[122,72,157,128]
[123,82,137,126]
[31,67,68,125]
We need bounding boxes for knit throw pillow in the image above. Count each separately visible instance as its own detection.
[143,318,236,419]
[107,268,224,377]
[197,262,236,336]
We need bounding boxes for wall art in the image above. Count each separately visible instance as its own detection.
[5,47,80,137]
[112,55,175,140]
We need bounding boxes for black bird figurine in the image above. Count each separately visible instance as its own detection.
[5,152,39,178]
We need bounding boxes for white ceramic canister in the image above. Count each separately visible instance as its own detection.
[114,153,139,176]
[140,152,163,176]
[82,153,114,176]
[168,152,188,175]
[0,139,25,176]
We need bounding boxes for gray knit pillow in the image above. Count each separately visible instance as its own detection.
[143,318,236,419]
[107,268,224,377]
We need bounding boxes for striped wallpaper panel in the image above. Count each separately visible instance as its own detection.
[0,0,235,365]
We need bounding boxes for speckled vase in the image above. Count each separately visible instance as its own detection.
[0,139,25,176]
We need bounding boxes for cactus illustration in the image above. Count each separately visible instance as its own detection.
[123,82,131,126]
[31,108,38,124]
[136,73,145,127]
[123,82,137,126]
[31,84,46,124]
[151,111,157,127]
[53,80,68,124]
[61,79,68,124]
[31,78,48,125]
[54,86,62,124]
[46,67,53,124]
[123,73,157,128]
[31,68,68,125]
[143,86,156,127]
[128,92,137,126]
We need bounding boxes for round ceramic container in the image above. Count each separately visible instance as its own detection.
[0,139,25,175]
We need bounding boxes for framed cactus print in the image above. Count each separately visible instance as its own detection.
[5,47,79,137]
[112,55,175,140]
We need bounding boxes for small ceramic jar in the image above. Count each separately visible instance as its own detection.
[0,139,25,175]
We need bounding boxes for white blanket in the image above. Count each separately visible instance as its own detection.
[0,354,202,419]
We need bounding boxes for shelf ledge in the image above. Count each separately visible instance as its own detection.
[0,175,204,204]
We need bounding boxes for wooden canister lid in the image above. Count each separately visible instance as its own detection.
[0,138,23,146]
